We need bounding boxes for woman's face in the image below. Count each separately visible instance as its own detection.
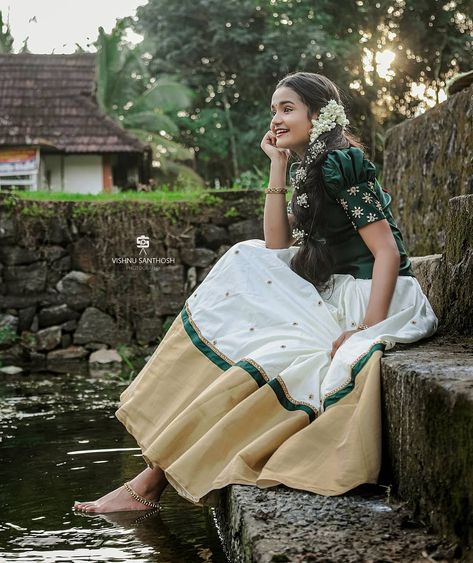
[270,86,318,159]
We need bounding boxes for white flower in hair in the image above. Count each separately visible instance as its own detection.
[309,99,349,142]
[292,227,307,241]
[290,139,326,192]
[305,139,326,165]
[296,193,310,208]
[291,166,307,190]
[296,167,307,182]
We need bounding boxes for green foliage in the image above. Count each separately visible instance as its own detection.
[93,19,200,184]
[116,345,137,384]
[0,325,17,346]
[162,317,175,335]
[8,189,218,203]
[133,0,472,179]
[0,11,14,54]
[232,166,269,190]
[19,203,55,218]
[223,206,240,218]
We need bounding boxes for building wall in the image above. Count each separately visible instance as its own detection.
[41,154,63,190]
[41,154,103,194]
[64,155,103,194]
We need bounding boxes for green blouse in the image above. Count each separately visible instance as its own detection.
[289,146,414,279]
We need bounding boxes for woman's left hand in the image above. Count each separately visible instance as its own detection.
[331,329,360,359]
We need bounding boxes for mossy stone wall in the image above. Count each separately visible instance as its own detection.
[383,83,473,256]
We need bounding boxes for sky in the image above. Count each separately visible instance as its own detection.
[0,0,147,53]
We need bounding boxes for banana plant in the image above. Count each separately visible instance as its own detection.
[94,18,201,187]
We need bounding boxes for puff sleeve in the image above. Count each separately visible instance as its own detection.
[321,147,386,231]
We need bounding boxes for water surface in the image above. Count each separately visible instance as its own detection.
[0,369,228,562]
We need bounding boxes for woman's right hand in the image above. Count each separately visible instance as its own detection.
[260,130,291,162]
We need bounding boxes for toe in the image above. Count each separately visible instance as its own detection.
[74,501,92,511]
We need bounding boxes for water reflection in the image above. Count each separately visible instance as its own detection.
[0,370,228,562]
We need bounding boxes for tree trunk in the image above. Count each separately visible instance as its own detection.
[222,91,240,182]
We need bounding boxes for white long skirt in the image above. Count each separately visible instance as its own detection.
[116,238,438,504]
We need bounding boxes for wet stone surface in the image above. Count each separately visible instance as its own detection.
[217,484,464,562]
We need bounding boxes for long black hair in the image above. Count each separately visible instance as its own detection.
[275,72,366,292]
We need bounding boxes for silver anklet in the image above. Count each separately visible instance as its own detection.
[124,481,161,509]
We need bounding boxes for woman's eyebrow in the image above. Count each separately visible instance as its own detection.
[270,100,295,109]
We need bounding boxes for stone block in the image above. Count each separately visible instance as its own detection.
[38,304,80,328]
[228,219,264,243]
[30,326,62,351]
[134,316,163,345]
[198,224,230,250]
[381,337,473,546]
[0,211,16,242]
[383,82,473,256]
[89,348,122,364]
[55,270,95,311]
[17,306,36,333]
[3,262,47,294]
[73,306,131,346]
[71,237,99,273]
[180,247,216,268]
[0,245,40,265]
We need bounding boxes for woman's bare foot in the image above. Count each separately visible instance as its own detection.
[73,466,168,514]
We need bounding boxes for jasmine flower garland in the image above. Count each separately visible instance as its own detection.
[289,99,349,246]
[309,99,350,142]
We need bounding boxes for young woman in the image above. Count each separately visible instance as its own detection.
[73,72,437,514]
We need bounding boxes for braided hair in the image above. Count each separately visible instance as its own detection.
[274,72,366,293]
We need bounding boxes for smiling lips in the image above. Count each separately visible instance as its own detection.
[276,129,289,137]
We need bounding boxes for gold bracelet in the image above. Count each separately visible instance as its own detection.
[265,186,288,194]
[356,323,370,330]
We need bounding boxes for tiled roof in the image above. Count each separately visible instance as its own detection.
[0,53,146,153]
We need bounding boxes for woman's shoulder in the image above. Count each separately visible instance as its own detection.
[321,146,376,196]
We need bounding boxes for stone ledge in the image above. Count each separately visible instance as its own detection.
[215,336,473,562]
[381,335,473,549]
[215,483,463,563]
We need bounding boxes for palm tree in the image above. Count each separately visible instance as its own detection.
[94,18,204,189]
[0,10,14,53]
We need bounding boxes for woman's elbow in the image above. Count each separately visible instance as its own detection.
[386,245,401,264]
[373,244,400,263]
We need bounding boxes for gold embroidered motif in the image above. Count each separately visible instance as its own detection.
[185,301,235,365]
[321,338,386,401]
[186,302,319,414]
[240,357,270,381]
[276,375,319,414]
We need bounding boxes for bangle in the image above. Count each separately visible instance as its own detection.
[356,323,370,330]
[265,186,288,194]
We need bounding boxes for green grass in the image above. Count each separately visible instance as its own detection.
[3,188,245,202]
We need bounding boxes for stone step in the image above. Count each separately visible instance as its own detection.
[381,335,473,550]
[215,483,462,562]
[214,336,473,562]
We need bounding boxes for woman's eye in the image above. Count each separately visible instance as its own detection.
[271,108,291,116]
